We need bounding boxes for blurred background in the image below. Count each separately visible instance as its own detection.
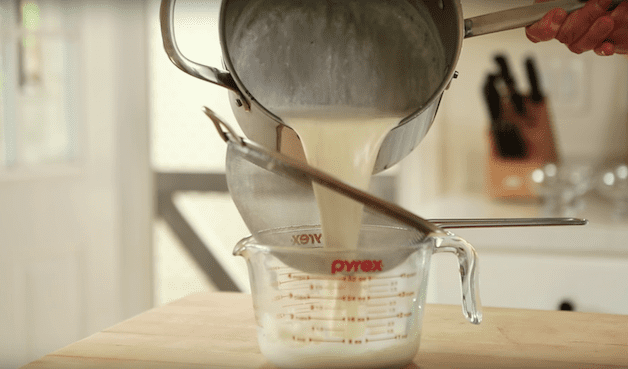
[1,0,627,367]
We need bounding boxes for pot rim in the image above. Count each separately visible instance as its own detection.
[218,0,464,127]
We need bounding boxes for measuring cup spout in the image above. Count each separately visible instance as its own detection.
[233,235,253,258]
[433,234,482,324]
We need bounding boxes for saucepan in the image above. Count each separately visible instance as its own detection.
[160,0,622,173]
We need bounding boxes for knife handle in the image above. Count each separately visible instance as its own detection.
[495,55,526,115]
[526,58,544,103]
[484,74,502,121]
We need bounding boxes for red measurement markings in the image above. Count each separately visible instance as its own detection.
[277,273,346,284]
[279,312,410,323]
[279,285,315,291]
[272,293,299,301]
[276,273,310,285]
[277,314,347,322]
[367,272,418,280]
[291,336,409,344]
[275,291,413,303]
[367,291,415,300]
[365,312,412,321]
[283,305,350,316]
[281,301,325,308]
[293,336,345,344]
[290,303,330,313]
[311,325,344,333]
[364,334,409,343]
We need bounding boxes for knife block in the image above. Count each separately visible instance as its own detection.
[485,97,559,200]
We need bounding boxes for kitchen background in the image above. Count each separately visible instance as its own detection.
[1,0,627,367]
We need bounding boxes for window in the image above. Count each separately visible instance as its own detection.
[0,0,80,171]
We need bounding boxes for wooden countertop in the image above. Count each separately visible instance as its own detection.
[22,292,628,368]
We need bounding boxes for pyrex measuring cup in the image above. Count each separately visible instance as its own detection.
[234,224,480,369]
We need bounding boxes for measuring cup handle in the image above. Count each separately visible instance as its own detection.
[159,0,242,95]
[434,235,482,324]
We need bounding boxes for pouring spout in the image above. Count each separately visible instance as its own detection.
[233,238,248,257]
[233,235,256,258]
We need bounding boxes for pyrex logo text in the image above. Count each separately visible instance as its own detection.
[331,260,383,274]
[292,233,322,245]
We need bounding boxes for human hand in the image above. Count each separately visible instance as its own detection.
[526,0,628,55]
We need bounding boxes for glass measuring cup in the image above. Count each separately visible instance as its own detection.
[234,224,481,369]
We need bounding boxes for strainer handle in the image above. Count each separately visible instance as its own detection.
[433,234,482,324]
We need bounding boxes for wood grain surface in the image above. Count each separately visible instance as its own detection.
[22,292,628,368]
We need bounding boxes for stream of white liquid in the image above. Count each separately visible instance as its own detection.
[278,108,402,250]
[275,108,404,359]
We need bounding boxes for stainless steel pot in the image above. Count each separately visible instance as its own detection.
[160,0,618,173]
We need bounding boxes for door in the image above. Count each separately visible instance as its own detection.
[0,1,152,367]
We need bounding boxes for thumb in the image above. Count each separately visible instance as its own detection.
[526,7,568,42]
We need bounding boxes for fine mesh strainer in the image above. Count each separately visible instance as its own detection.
[204,107,586,235]
[204,107,586,324]
[206,107,481,323]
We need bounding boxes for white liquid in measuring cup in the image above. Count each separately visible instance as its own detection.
[255,247,431,369]
[279,108,402,250]
[258,311,421,369]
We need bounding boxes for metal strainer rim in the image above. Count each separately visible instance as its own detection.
[204,106,443,240]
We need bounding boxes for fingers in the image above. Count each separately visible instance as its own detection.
[594,41,615,55]
[527,0,628,55]
[568,16,615,53]
[608,1,628,54]
[590,2,628,56]
[610,29,628,54]
[557,0,613,45]
[609,0,628,28]
[526,8,568,43]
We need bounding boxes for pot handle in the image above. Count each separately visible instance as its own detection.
[159,0,250,109]
[433,234,482,324]
[464,0,624,38]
